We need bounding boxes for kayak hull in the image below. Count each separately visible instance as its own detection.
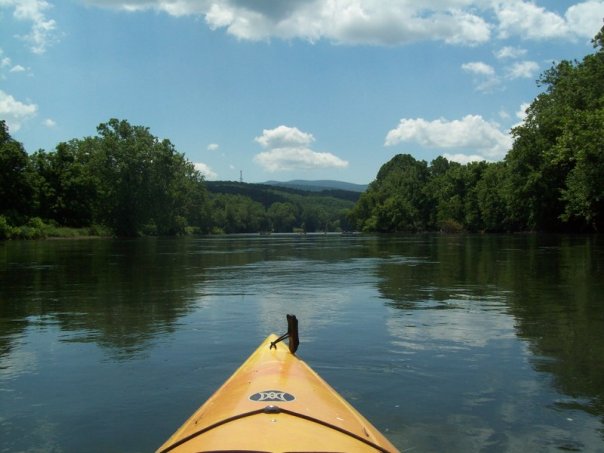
[157,334,398,452]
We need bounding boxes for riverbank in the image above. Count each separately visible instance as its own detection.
[0,216,111,240]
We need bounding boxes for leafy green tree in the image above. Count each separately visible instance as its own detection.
[352,154,430,232]
[476,162,509,232]
[557,110,604,230]
[268,202,297,232]
[300,205,328,232]
[30,140,99,227]
[210,194,268,233]
[90,119,207,236]
[0,121,34,222]
[504,24,604,231]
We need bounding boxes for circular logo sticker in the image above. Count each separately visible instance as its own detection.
[249,390,295,402]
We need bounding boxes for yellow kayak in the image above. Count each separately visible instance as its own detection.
[157,316,399,452]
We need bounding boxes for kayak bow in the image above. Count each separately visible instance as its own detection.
[157,316,399,453]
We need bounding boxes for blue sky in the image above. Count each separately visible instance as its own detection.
[1,1,603,184]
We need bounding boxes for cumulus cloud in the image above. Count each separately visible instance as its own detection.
[80,1,604,45]
[0,0,59,54]
[510,101,531,129]
[516,102,530,121]
[442,153,487,164]
[498,109,511,120]
[494,46,527,59]
[0,50,30,77]
[385,115,513,160]
[506,60,539,79]
[253,125,348,172]
[462,61,495,76]
[494,1,569,40]
[254,125,314,149]
[207,143,219,151]
[194,162,218,180]
[9,64,26,73]
[461,61,500,92]
[83,0,493,45]
[565,1,604,39]
[0,89,38,131]
[42,118,56,127]
[494,1,604,41]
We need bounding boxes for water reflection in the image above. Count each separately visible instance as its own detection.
[0,239,203,361]
[372,234,604,450]
[1,234,603,452]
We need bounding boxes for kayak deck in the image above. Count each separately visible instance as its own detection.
[157,334,398,452]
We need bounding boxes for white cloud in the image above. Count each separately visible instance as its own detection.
[565,1,604,39]
[254,148,349,172]
[0,50,29,76]
[73,1,604,46]
[255,125,314,149]
[494,46,527,59]
[207,143,219,151]
[494,1,604,42]
[194,162,218,180]
[82,1,493,46]
[79,1,604,45]
[506,60,539,79]
[42,118,56,127]
[461,61,501,92]
[253,125,348,172]
[462,61,495,76]
[516,102,530,121]
[442,153,487,164]
[495,1,570,40]
[511,102,531,128]
[385,114,513,160]
[0,0,59,54]
[0,89,38,131]
[9,64,26,73]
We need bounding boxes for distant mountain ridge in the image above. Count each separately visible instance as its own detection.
[205,180,362,204]
[263,180,368,193]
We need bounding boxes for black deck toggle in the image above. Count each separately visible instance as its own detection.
[269,314,299,354]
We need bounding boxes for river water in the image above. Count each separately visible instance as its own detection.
[1,234,603,452]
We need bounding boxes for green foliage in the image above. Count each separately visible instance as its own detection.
[0,120,35,222]
[92,118,204,236]
[0,215,16,240]
[558,110,604,229]
[30,140,99,227]
[206,182,355,233]
[476,162,508,232]
[3,23,604,237]
[209,194,269,234]
[503,25,604,231]
[268,202,297,232]
[352,154,431,232]
[0,118,210,238]
[353,25,604,233]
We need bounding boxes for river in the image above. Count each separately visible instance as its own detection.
[1,234,603,452]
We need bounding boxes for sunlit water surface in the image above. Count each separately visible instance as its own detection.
[1,234,603,452]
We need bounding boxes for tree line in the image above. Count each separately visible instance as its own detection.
[0,119,354,238]
[2,26,602,237]
[352,26,604,233]
[205,181,355,234]
[1,118,207,238]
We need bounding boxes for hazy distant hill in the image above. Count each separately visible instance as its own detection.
[205,181,362,204]
[204,181,358,232]
[263,180,368,193]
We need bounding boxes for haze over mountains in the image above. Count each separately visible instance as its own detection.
[262,180,368,193]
